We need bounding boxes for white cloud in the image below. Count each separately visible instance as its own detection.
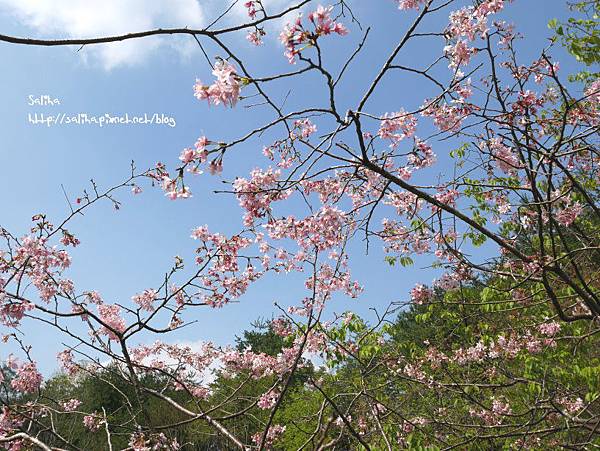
[0,0,309,69]
[0,0,205,69]
[135,339,222,385]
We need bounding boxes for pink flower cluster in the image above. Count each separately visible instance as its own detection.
[0,294,33,328]
[408,139,436,169]
[485,138,521,175]
[244,1,261,19]
[305,262,363,306]
[59,230,80,247]
[449,330,555,365]
[448,7,490,41]
[512,90,545,115]
[264,206,346,251]
[57,349,79,376]
[14,235,72,303]
[247,28,266,46]
[585,78,600,104]
[132,289,158,312]
[280,5,348,64]
[128,432,180,451]
[130,341,219,383]
[0,406,23,445]
[421,101,465,132]
[308,5,348,37]
[380,219,411,253]
[221,347,295,379]
[410,284,433,305]
[97,304,126,340]
[257,389,280,409]
[421,79,475,132]
[61,398,82,412]
[433,189,459,211]
[443,0,507,67]
[190,227,263,307]
[83,414,102,431]
[9,361,42,394]
[156,173,192,201]
[301,175,348,204]
[395,0,427,10]
[433,270,464,291]
[378,111,417,148]
[470,398,512,425]
[252,424,286,449]
[292,119,317,139]
[557,397,584,415]
[85,291,103,305]
[194,60,240,107]
[179,136,208,167]
[406,327,560,388]
[537,321,561,337]
[271,318,293,337]
[384,191,421,218]
[233,167,290,226]
[444,40,476,68]
[556,201,583,227]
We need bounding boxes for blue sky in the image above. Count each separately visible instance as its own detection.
[0,0,582,374]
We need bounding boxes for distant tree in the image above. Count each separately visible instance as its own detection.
[550,0,600,80]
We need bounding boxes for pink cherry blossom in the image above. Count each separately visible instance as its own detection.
[538,321,561,337]
[558,397,584,414]
[264,205,347,251]
[585,77,600,104]
[244,1,260,19]
[252,424,286,449]
[485,138,521,174]
[410,284,433,305]
[395,0,427,10]
[257,389,280,409]
[59,231,80,247]
[57,350,79,376]
[444,40,476,67]
[470,398,512,425]
[309,5,348,36]
[280,6,348,64]
[421,101,465,132]
[234,167,290,226]
[247,29,265,46]
[556,202,583,226]
[191,225,210,241]
[0,295,33,327]
[83,414,102,432]
[10,362,42,393]
[194,60,240,107]
[292,119,317,139]
[271,318,292,337]
[132,289,158,312]
[61,398,82,412]
[208,160,223,175]
[378,110,417,148]
[98,304,126,340]
[14,235,71,303]
[408,139,436,169]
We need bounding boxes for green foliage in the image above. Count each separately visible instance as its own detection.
[30,368,191,449]
[235,318,288,356]
[550,1,600,80]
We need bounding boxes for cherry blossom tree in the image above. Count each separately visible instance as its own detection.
[0,0,599,449]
